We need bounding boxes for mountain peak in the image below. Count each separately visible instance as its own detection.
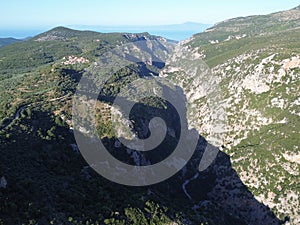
[48,26,75,33]
[39,26,82,36]
[33,26,98,41]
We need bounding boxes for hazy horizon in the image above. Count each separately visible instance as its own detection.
[0,0,299,40]
[1,0,299,27]
[0,21,211,40]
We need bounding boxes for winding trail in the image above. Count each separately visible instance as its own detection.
[182,172,199,200]
[0,94,69,131]
[14,105,30,120]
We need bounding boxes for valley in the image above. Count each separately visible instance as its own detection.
[0,5,299,225]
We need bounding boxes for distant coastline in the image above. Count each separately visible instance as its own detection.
[0,22,212,41]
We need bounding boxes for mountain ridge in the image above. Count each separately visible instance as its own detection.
[0,37,22,48]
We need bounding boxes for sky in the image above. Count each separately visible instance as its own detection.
[0,0,299,37]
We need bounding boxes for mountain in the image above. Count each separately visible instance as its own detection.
[0,37,22,47]
[0,25,281,225]
[163,5,300,224]
[0,5,299,225]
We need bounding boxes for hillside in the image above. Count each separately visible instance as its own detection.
[0,38,22,48]
[162,5,300,224]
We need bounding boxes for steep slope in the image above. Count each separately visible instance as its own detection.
[0,27,179,224]
[163,5,299,224]
[0,26,169,125]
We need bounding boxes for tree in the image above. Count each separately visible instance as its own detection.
[55,117,63,126]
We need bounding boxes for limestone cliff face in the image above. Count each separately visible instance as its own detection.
[162,7,300,223]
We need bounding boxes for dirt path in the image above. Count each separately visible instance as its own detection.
[0,94,70,131]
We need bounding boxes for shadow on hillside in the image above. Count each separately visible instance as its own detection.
[0,88,285,225]
[72,82,284,225]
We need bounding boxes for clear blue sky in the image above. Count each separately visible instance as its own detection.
[0,0,299,28]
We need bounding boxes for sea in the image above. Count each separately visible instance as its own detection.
[0,24,211,41]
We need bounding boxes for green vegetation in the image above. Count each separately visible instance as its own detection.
[184,5,300,224]
[0,38,22,48]
[1,4,300,224]
[0,26,224,225]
